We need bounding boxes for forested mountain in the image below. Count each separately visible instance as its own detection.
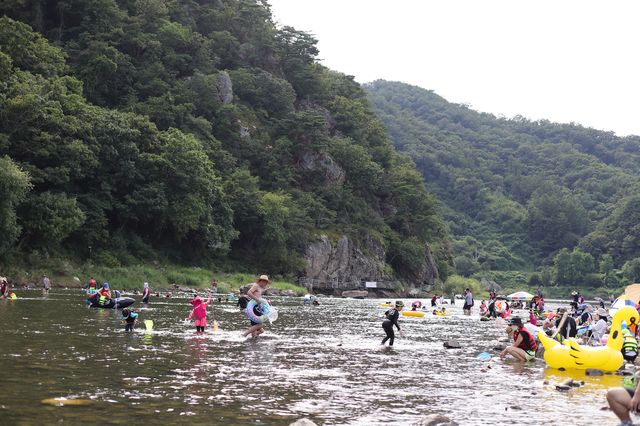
[367,80,640,290]
[0,2,453,286]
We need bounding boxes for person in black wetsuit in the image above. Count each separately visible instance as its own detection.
[382,301,404,346]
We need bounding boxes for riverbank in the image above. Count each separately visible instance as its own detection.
[1,262,307,296]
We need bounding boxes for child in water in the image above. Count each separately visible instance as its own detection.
[381,301,403,346]
[186,292,212,333]
[121,308,138,332]
[242,275,270,338]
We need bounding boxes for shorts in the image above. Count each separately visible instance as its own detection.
[125,323,134,332]
[250,320,260,326]
[194,318,207,327]
[463,303,472,310]
[524,350,535,361]
[627,388,635,397]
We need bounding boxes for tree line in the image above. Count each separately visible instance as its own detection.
[0,1,451,285]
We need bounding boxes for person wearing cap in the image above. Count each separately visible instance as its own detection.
[588,308,609,343]
[500,317,537,362]
[577,305,594,327]
[242,275,271,338]
[381,301,404,346]
[142,282,151,304]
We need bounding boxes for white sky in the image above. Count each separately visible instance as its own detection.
[268,0,640,136]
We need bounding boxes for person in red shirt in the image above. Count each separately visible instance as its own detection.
[500,317,537,362]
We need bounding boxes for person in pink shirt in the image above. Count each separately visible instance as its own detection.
[186,292,212,333]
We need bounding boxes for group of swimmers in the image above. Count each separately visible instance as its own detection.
[77,274,275,337]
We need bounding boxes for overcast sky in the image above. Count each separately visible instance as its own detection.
[268,0,640,136]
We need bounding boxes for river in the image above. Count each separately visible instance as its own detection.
[0,290,627,425]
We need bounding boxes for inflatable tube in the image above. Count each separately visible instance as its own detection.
[90,297,135,309]
[537,306,638,371]
[500,309,511,319]
[379,303,392,308]
[9,293,16,300]
[246,299,278,324]
[402,311,425,317]
[494,300,507,314]
[480,316,491,321]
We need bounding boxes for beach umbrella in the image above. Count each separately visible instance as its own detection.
[609,295,637,317]
[625,284,640,304]
[507,291,534,301]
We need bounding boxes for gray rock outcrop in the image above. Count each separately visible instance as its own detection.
[216,71,233,104]
[297,151,345,186]
[303,234,389,293]
[302,233,440,294]
[480,278,501,292]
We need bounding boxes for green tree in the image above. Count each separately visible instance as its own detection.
[0,156,31,251]
[623,258,640,283]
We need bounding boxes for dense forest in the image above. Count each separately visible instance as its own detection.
[0,1,452,286]
[368,80,640,292]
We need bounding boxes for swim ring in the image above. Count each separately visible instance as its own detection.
[402,311,425,318]
[494,300,507,314]
[246,299,278,324]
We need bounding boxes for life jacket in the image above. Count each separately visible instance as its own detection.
[515,327,537,352]
[622,328,638,361]
[99,295,108,305]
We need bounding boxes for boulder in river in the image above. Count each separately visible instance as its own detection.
[586,369,605,376]
[289,419,318,426]
[415,414,459,425]
[443,340,461,349]
[341,290,368,299]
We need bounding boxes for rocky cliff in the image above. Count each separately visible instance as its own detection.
[302,234,439,295]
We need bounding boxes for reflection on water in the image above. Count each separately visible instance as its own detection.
[0,291,626,425]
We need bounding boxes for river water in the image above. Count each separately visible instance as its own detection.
[0,291,629,425]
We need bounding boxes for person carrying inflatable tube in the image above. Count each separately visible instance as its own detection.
[242,275,271,338]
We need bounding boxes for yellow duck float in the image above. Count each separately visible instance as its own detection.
[537,306,639,372]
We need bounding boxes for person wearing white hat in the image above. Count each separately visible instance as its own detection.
[242,275,271,338]
[589,308,609,343]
